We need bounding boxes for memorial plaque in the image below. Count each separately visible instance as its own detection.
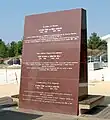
[19,8,88,115]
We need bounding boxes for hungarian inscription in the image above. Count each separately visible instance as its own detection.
[23,61,76,71]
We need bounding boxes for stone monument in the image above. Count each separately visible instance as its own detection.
[19,8,88,115]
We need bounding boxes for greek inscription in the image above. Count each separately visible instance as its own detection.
[38,25,62,34]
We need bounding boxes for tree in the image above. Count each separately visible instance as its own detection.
[0,39,7,58]
[6,43,11,57]
[88,32,101,49]
[98,40,107,50]
[88,32,107,51]
[0,39,23,58]
[17,40,23,55]
[9,41,18,57]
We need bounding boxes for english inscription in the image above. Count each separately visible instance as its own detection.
[22,90,73,105]
[24,32,79,43]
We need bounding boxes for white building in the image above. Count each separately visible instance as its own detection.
[88,34,110,82]
[101,34,110,69]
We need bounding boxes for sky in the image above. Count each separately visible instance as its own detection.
[0,0,110,43]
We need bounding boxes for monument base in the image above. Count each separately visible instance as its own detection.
[11,94,19,105]
[79,95,104,115]
[0,96,17,107]
[11,94,104,115]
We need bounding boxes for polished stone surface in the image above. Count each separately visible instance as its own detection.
[19,8,88,115]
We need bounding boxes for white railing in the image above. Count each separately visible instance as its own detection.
[0,68,21,85]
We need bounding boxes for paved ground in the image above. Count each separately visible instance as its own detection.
[81,106,110,119]
[88,81,110,106]
[0,83,19,97]
[0,107,109,120]
[89,81,110,96]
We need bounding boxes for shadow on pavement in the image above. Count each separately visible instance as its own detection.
[102,96,110,106]
[85,106,107,115]
[0,110,42,120]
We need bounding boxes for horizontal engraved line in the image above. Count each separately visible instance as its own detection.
[21,77,79,80]
[79,83,88,87]
[22,62,79,63]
